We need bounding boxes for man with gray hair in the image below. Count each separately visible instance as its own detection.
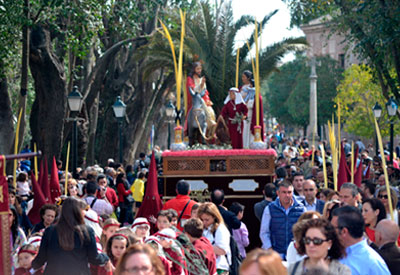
[339,182,359,208]
[374,219,400,274]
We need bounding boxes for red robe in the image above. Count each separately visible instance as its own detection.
[221,100,248,149]
[191,237,217,275]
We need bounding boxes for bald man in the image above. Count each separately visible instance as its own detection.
[301,180,325,214]
[375,219,400,275]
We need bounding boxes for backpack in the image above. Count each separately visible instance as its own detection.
[228,235,242,275]
[212,230,242,275]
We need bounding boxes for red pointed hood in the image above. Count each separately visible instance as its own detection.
[28,172,47,224]
[136,152,163,233]
[50,156,61,203]
[337,142,350,190]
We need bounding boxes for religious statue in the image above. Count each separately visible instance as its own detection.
[220,88,248,149]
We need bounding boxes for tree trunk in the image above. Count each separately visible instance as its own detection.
[0,72,14,155]
[86,91,100,165]
[29,25,67,159]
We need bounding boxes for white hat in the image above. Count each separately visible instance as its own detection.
[27,236,42,248]
[156,228,176,240]
[224,87,245,105]
[131,217,151,238]
[84,209,102,239]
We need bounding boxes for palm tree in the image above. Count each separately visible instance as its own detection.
[139,0,306,112]
[185,0,306,110]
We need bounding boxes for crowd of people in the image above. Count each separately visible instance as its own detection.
[4,133,400,275]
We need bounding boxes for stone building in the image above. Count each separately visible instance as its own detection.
[300,16,362,69]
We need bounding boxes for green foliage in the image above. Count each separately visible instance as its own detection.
[0,0,25,71]
[283,0,400,109]
[266,53,342,128]
[336,64,399,137]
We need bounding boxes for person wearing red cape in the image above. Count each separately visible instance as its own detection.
[239,70,264,148]
[185,62,213,136]
[220,88,248,149]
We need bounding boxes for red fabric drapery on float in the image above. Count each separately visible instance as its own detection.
[162,149,277,157]
[0,155,11,275]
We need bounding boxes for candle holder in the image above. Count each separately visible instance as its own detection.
[171,126,186,151]
[250,126,266,149]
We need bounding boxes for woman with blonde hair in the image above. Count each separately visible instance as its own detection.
[115,243,165,275]
[67,178,79,197]
[377,186,400,224]
[239,248,286,275]
[198,202,231,275]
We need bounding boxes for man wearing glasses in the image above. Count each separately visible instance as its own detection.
[331,206,390,275]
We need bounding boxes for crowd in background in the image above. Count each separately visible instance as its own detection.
[5,132,400,275]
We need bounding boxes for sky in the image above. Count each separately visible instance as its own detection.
[231,0,304,63]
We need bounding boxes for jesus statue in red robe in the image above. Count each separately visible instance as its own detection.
[220,88,248,149]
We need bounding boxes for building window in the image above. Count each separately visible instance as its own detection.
[339,54,345,68]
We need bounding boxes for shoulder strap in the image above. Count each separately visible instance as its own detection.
[291,260,301,275]
[90,197,97,208]
[177,199,191,225]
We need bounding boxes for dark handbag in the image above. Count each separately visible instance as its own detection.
[125,195,135,204]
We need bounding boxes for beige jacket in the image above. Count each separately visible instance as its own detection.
[287,258,351,275]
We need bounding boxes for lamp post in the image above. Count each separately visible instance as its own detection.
[373,102,382,156]
[386,97,398,164]
[165,101,175,150]
[67,86,83,178]
[112,96,127,164]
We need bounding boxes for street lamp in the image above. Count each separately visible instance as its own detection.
[373,102,382,156]
[165,101,175,149]
[112,96,126,164]
[386,97,398,164]
[67,86,83,178]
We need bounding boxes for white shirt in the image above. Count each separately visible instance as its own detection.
[286,241,306,264]
[17,181,30,196]
[203,223,231,271]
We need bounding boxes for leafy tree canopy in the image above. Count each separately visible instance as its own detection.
[336,64,399,137]
[266,52,342,128]
[282,0,400,113]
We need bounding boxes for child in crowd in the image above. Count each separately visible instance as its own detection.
[156,228,186,275]
[16,172,31,199]
[156,210,173,231]
[229,202,249,259]
[145,236,172,275]
[131,217,151,241]
[183,218,217,275]
[100,218,120,249]
[130,172,145,214]
[106,233,130,267]
[190,204,200,218]
[15,244,43,275]
[168,209,179,229]
[84,209,103,240]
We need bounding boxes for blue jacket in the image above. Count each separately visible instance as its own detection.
[301,198,325,214]
[269,198,305,254]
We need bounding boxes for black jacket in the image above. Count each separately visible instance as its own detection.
[376,242,400,275]
[217,205,241,233]
[32,225,109,275]
[254,200,272,222]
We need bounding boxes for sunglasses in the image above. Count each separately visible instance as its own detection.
[303,237,329,246]
[378,195,388,199]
